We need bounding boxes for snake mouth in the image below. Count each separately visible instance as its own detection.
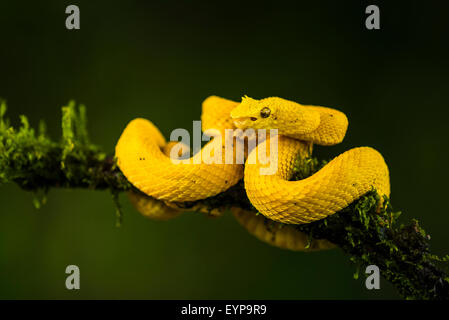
[232,117,256,129]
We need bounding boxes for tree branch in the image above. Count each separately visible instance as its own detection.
[1,100,448,300]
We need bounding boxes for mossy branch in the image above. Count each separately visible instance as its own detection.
[0,100,448,300]
[0,100,131,193]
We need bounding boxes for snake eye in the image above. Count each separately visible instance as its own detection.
[250,117,257,121]
[260,107,271,118]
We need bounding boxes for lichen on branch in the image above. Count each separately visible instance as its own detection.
[0,100,448,300]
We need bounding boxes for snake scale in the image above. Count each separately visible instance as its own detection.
[115,96,390,251]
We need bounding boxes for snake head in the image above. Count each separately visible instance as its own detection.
[231,96,280,130]
[231,96,322,138]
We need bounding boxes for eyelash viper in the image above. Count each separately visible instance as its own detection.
[115,95,390,249]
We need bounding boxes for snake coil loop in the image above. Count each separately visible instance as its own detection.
[115,96,390,251]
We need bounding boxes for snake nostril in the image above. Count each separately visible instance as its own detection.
[250,117,257,121]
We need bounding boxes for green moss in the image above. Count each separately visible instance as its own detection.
[291,189,449,299]
[0,99,131,197]
[290,156,327,181]
[112,190,123,227]
[0,102,57,187]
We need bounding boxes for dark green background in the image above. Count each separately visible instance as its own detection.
[0,1,448,299]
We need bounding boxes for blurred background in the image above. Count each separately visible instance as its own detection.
[0,1,448,299]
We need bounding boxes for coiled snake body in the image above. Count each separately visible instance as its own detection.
[115,96,390,250]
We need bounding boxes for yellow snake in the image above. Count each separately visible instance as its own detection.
[115,96,390,250]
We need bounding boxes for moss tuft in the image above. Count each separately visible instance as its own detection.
[0,99,132,208]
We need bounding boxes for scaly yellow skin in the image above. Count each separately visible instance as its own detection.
[232,207,334,251]
[128,190,182,221]
[244,137,390,224]
[115,96,243,202]
[232,96,390,224]
[231,96,349,146]
[116,95,390,230]
[126,141,190,221]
